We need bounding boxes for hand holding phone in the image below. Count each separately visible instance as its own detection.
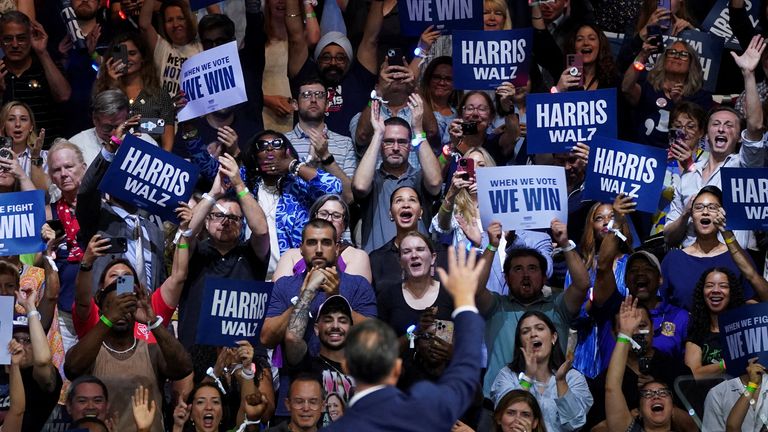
[566,54,584,88]
[458,157,475,180]
[116,274,135,295]
[104,237,128,254]
[386,48,404,66]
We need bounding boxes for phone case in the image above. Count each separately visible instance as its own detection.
[433,319,454,344]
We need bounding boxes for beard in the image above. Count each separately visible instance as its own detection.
[320,65,345,86]
[75,5,98,20]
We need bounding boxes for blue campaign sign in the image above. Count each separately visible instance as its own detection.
[527,88,617,154]
[196,277,273,346]
[583,137,666,213]
[0,190,46,256]
[452,29,532,89]
[190,0,219,11]
[721,168,768,230]
[98,135,199,222]
[720,303,768,376]
[397,0,483,36]
[702,0,762,50]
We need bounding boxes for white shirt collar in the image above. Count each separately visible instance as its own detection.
[347,385,387,407]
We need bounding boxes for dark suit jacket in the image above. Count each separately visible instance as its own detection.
[76,151,166,292]
[321,311,484,431]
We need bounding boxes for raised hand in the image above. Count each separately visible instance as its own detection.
[618,294,642,335]
[732,35,766,73]
[132,385,157,431]
[436,242,485,308]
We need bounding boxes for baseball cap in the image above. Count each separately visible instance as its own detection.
[316,295,353,324]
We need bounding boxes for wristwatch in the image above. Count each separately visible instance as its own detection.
[31,156,43,167]
[320,154,335,165]
[80,261,93,272]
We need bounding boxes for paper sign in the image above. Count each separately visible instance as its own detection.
[476,165,567,230]
[452,29,532,89]
[0,296,12,365]
[0,190,46,256]
[196,277,273,346]
[702,0,762,50]
[720,302,768,376]
[99,135,199,222]
[177,41,248,122]
[721,168,768,230]
[527,88,617,154]
[397,0,483,36]
[583,137,667,213]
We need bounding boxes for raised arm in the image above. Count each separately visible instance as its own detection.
[284,270,323,365]
[158,216,191,309]
[733,35,766,141]
[357,0,383,74]
[557,219,590,315]
[286,0,308,78]
[725,358,764,432]
[351,99,384,199]
[137,290,193,380]
[5,341,26,432]
[605,295,642,432]
[717,203,768,300]
[594,194,635,306]
[476,222,502,316]
[31,22,71,102]
[17,290,57,392]
[411,93,442,196]
[139,0,160,50]
[221,154,270,261]
[75,235,111,320]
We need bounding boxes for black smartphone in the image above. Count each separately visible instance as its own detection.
[387,48,404,66]
[137,118,165,134]
[461,121,478,136]
[113,43,129,70]
[45,219,65,238]
[647,25,665,54]
[0,136,11,159]
[104,237,128,254]
[639,357,652,375]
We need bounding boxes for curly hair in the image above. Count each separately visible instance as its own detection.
[564,24,619,88]
[687,267,745,344]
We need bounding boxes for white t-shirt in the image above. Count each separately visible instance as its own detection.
[153,37,203,97]
[69,128,158,167]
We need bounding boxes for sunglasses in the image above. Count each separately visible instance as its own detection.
[255,138,286,152]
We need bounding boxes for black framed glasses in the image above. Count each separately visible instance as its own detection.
[299,90,327,100]
[208,212,243,223]
[639,389,672,399]
[665,49,690,60]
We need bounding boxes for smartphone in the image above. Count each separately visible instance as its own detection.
[386,48,404,66]
[433,319,454,344]
[137,118,165,134]
[638,356,652,374]
[116,274,134,295]
[113,43,128,70]
[647,25,665,54]
[460,121,478,136]
[566,54,584,88]
[104,237,128,254]
[45,219,65,238]
[657,0,672,31]
[667,128,686,160]
[458,157,475,180]
[566,329,578,361]
[0,137,11,159]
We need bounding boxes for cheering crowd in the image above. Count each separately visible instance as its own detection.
[2,0,768,430]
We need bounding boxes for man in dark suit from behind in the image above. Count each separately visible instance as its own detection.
[321,246,485,431]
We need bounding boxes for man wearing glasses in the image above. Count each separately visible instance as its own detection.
[0,11,71,145]
[286,78,357,204]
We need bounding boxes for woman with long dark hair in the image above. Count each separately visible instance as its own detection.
[556,24,620,92]
[493,390,547,432]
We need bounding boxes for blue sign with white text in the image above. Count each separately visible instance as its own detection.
[721,168,768,230]
[452,29,532,89]
[720,303,768,377]
[196,277,273,346]
[99,135,199,222]
[702,0,762,50]
[397,0,483,36]
[0,190,45,256]
[527,88,617,154]
[584,137,666,213]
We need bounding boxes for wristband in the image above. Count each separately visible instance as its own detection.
[237,187,250,198]
[206,367,227,394]
[100,315,114,328]
[550,86,559,94]
[486,244,498,252]
[110,135,123,146]
[633,60,646,71]
[147,316,164,330]
[235,419,261,432]
[202,193,216,204]
[725,236,736,245]
[748,382,759,392]
[616,335,631,345]
[240,366,256,380]
[553,240,577,255]
[440,203,453,213]
[286,13,301,17]
[617,332,641,350]
[177,243,189,249]
[305,12,316,18]
[26,310,41,321]
[406,324,417,349]
[411,132,427,149]
[518,372,532,390]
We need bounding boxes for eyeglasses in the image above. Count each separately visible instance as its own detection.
[317,210,344,221]
[382,138,411,149]
[639,389,672,399]
[290,398,322,410]
[462,105,490,114]
[208,212,242,223]
[255,138,286,152]
[299,90,327,100]
[692,203,720,213]
[318,54,349,65]
[665,49,691,60]
[1,34,29,46]
[431,74,453,83]
[13,336,31,345]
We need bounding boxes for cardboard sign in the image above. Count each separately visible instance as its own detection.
[527,88,617,154]
[99,135,199,222]
[476,165,567,230]
[702,0,762,50]
[0,190,46,256]
[721,168,768,230]
[178,41,248,122]
[397,0,483,36]
[0,296,12,365]
[720,303,768,376]
[196,277,272,346]
[584,137,667,213]
[452,29,532,89]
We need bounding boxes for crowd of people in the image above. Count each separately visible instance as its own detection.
[1,0,768,430]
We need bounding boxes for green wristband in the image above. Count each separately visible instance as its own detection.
[100,315,114,328]
[237,187,250,198]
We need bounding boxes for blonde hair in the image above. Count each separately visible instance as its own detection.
[0,101,37,149]
[47,139,85,167]
[647,40,704,97]
[454,147,497,224]
[484,0,513,30]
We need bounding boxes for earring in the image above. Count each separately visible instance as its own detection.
[430,264,435,277]
[390,216,395,221]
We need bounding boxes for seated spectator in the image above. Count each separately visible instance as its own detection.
[661,186,756,311]
[369,186,447,295]
[0,101,46,191]
[0,11,71,144]
[264,374,324,432]
[185,128,341,275]
[273,194,371,282]
[64,277,193,432]
[353,100,442,253]
[491,390,546,432]
[490,311,593,431]
[0,291,61,432]
[66,375,110,426]
[95,32,176,151]
[664,37,767,250]
[286,79,357,203]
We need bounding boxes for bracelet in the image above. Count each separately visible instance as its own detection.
[27,310,41,321]
[202,193,216,204]
[305,12,316,18]
[289,159,300,176]
[440,203,453,213]
[294,161,307,176]
[100,315,114,328]
[110,135,123,146]
[486,244,498,252]
[725,236,736,245]
[438,153,448,165]
[177,243,189,249]
[240,367,255,380]
[237,187,250,198]
[616,335,631,345]
[147,316,164,330]
[748,382,759,392]
[91,51,99,61]
[411,131,427,149]
[286,13,301,17]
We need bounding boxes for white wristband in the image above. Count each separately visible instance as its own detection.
[27,310,41,321]
[202,193,216,204]
[147,316,164,330]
